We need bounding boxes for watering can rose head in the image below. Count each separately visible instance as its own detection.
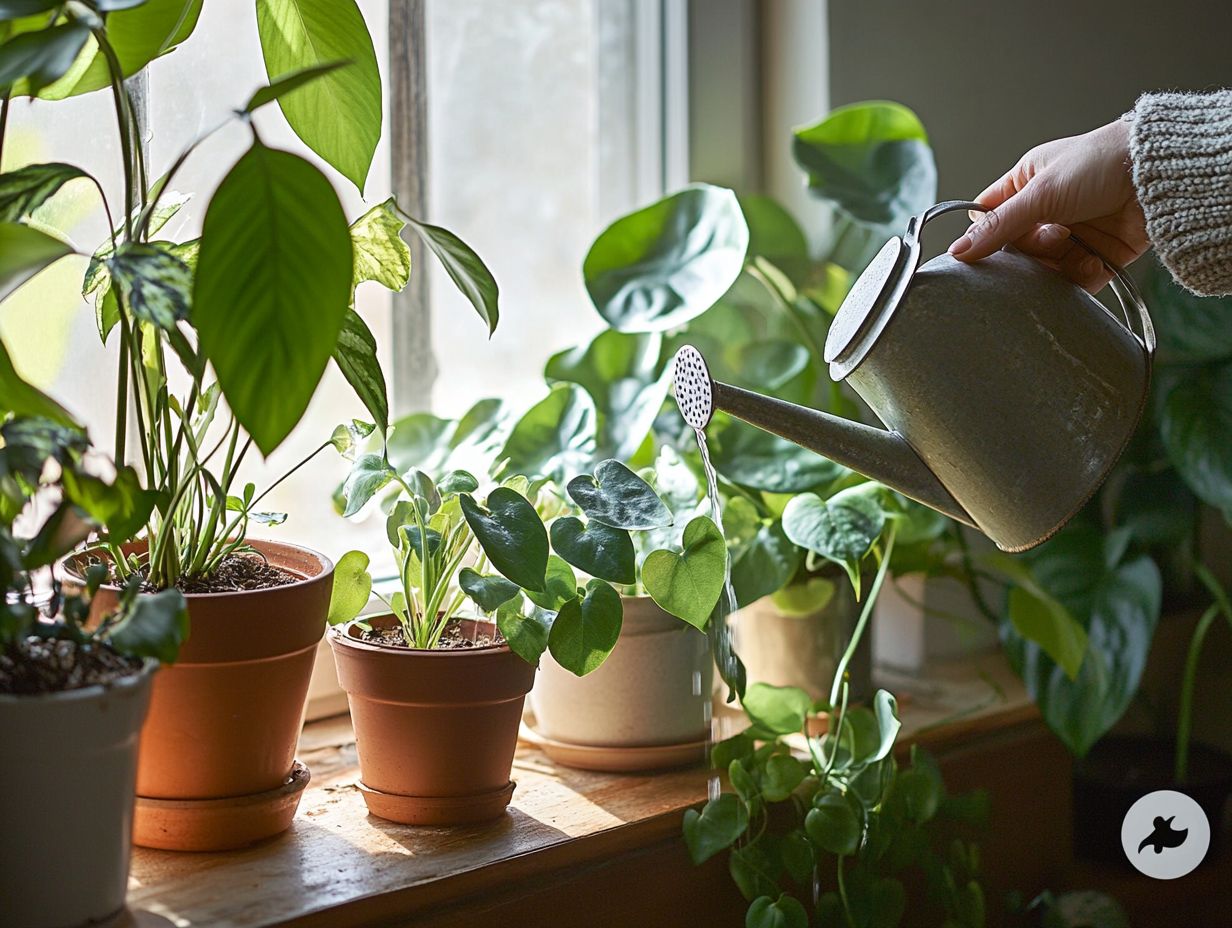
[673,200,1157,554]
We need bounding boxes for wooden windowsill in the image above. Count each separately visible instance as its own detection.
[125,653,1033,928]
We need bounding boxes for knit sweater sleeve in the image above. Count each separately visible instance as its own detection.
[1129,90,1232,296]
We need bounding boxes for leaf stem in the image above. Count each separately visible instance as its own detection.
[829,523,897,707]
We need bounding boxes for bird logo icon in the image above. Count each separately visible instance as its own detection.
[1137,815,1188,854]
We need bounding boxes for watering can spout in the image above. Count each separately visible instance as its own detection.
[672,346,976,529]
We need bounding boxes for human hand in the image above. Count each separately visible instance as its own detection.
[947,118,1148,292]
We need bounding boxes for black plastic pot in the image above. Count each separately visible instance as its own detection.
[1072,734,1232,867]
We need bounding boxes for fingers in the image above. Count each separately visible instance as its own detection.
[1060,247,1113,293]
[1014,223,1072,262]
[949,183,1046,262]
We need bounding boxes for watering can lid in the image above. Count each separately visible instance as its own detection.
[824,232,922,381]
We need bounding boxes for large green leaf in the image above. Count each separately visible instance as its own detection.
[256,0,381,191]
[641,515,726,629]
[742,682,811,735]
[499,383,597,484]
[405,215,500,335]
[566,459,671,530]
[711,419,844,494]
[781,486,886,592]
[332,308,388,436]
[1159,361,1232,517]
[730,522,800,609]
[495,600,552,665]
[193,143,351,455]
[545,329,668,461]
[0,339,75,426]
[584,184,749,333]
[458,568,520,613]
[805,791,862,856]
[549,516,635,585]
[350,197,412,291]
[0,163,88,222]
[1002,525,1162,756]
[461,487,549,592]
[547,579,623,676]
[0,221,73,302]
[107,589,189,665]
[792,101,936,228]
[326,550,371,625]
[683,794,748,865]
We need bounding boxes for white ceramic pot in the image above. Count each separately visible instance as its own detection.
[0,658,156,928]
[530,596,711,747]
[732,581,870,704]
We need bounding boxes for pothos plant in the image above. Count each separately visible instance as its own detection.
[685,514,989,928]
[0,414,188,687]
[329,442,729,673]
[0,0,498,590]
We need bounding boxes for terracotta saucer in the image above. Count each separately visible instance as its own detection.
[358,780,515,826]
[519,721,707,773]
[133,760,311,851]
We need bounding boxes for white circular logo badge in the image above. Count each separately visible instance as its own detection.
[1121,789,1210,879]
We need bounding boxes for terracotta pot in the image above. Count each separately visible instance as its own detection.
[530,595,711,749]
[68,538,333,850]
[732,580,871,704]
[0,659,155,928]
[329,615,536,825]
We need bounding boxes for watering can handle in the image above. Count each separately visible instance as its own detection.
[906,199,1156,359]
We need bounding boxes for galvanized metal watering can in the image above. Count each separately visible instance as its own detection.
[674,200,1156,552]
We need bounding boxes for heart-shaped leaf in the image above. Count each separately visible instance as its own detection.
[193,142,351,456]
[461,487,549,592]
[327,550,372,626]
[584,184,749,333]
[547,579,623,676]
[730,522,800,609]
[683,794,748,865]
[781,488,886,593]
[499,383,597,484]
[712,419,845,494]
[641,515,726,629]
[728,843,780,904]
[745,894,809,928]
[805,791,862,857]
[525,555,577,611]
[761,754,808,802]
[742,683,812,735]
[567,459,672,529]
[495,600,552,665]
[256,0,381,191]
[549,516,635,585]
[459,567,520,613]
[340,453,394,517]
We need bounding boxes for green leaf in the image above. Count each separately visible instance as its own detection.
[107,242,191,329]
[892,764,941,824]
[403,214,500,335]
[549,516,635,585]
[545,329,668,461]
[729,843,781,903]
[256,0,381,191]
[0,22,89,91]
[1159,361,1232,516]
[244,59,350,113]
[1007,584,1088,680]
[567,460,671,530]
[792,101,936,228]
[350,197,412,291]
[0,162,88,222]
[641,515,726,629]
[1143,259,1232,364]
[524,555,576,611]
[438,469,478,494]
[0,221,73,302]
[682,794,748,865]
[805,791,862,856]
[761,754,808,802]
[584,184,749,333]
[712,419,844,494]
[778,831,814,887]
[33,0,202,100]
[60,465,157,541]
[868,689,902,766]
[742,682,811,735]
[340,453,394,517]
[547,579,623,676]
[1112,466,1197,548]
[495,600,552,665]
[461,487,549,592]
[0,337,76,426]
[0,2,63,15]
[730,522,801,609]
[23,500,93,568]
[329,418,375,459]
[781,488,886,593]
[770,576,836,616]
[107,589,189,665]
[332,308,388,436]
[745,894,808,928]
[326,550,371,625]
[193,143,352,455]
[499,383,597,484]
[459,567,520,613]
[710,731,756,770]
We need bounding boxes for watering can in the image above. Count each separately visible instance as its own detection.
[673,200,1156,553]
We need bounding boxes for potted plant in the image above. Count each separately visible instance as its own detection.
[0,1,499,849]
[0,414,187,927]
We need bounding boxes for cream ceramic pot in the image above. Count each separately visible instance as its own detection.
[530,596,711,747]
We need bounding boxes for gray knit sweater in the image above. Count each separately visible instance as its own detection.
[1130,91,1232,296]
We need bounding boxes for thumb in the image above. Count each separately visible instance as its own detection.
[948,184,1045,262]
